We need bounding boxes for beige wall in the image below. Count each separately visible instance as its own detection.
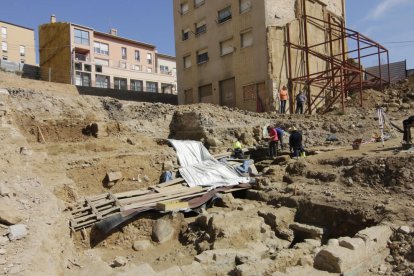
[174,0,345,112]
[0,21,36,65]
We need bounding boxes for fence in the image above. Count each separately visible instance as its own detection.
[76,86,178,105]
[0,60,40,79]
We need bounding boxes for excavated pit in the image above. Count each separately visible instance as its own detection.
[3,85,414,275]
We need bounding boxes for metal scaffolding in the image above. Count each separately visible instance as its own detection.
[286,0,390,114]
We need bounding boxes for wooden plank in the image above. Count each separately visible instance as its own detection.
[156,177,185,188]
[118,186,203,206]
[114,189,155,199]
[99,206,121,217]
[156,201,189,211]
[121,189,208,211]
[108,192,121,207]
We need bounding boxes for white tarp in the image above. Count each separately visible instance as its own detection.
[169,139,214,167]
[169,139,250,188]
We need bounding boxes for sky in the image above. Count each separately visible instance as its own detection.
[0,0,413,68]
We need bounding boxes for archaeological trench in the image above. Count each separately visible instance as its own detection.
[0,76,413,275]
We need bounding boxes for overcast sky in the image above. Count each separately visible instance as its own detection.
[0,0,413,68]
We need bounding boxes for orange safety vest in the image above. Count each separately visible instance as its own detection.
[279,89,288,100]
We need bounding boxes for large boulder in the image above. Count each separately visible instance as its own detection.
[152,219,174,243]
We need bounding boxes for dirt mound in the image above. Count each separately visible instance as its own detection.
[343,156,414,190]
[346,78,414,116]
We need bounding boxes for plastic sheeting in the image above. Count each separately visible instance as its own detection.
[169,139,250,188]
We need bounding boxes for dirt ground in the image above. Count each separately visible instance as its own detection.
[0,71,413,275]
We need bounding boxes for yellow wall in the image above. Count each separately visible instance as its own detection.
[39,22,71,83]
[0,21,36,65]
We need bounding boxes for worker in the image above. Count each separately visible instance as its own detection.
[295,90,306,114]
[275,126,285,150]
[267,126,279,158]
[289,126,304,158]
[403,115,414,145]
[232,138,244,159]
[279,85,289,114]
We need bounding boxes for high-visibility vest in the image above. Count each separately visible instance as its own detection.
[280,89,288,100]
[233,141,242,150]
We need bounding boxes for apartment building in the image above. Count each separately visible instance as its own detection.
[39,16,177,94]
[0,20,36,65]
[173,0,344,112]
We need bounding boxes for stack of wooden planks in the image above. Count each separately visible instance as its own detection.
[69,152,255,232]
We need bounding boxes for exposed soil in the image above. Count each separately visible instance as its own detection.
[0,71,413,275]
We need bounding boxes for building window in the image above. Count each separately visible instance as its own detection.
[130,79,143,91]
[194,0,205,8]
[160,65,169,74]
[147,53,152,64]
[74,29,90,45]
[2,56,7,61]
[183,55,191,69]
[240,0,251,13]
[114,77,127,90]
[180,2,189,14]
[1,42,7,53]
[133,65,141,71]
[20,46,26,56]
[96,74,109,88]
[147,67,153,73]
[197,49,209,64]
[182,28,190,41]
[146,81,158,92]
[95,58,109,66]
[75,62,82,71]
[75,72,91,87]
[135,50,140,61]
[121,47,127,59]
[220,38,234,56]
[218,6,232,24]
[241,29,253,48]
[94,42,109,55]
[84,64,91,72]
[20,59,25,64]
[1,27,7,40]
[120,62,127,69]
[195,20,207,36]
[161,83,173,93]
[95,65,103,73]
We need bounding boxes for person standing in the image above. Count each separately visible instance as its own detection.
[295,90,306,114]
[279,86,289,114]
[267,126,279,158]
[289,126,304,158]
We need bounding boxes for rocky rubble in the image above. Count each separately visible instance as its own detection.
[387,226,414,275]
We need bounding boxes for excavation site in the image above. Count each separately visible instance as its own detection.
[0,72,413,275]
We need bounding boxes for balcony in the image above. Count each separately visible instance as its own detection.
[75,53,89,62]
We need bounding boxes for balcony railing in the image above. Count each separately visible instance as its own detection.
[75,53,89,62]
